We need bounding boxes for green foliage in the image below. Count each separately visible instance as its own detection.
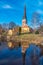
[19,27,21,35]
[35,30,39,34]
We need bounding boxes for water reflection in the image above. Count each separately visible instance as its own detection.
[0,42,43,65]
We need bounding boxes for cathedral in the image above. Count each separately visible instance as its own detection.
[21,5,30,33]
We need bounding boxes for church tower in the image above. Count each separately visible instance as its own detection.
[21,5,30,33]
[22,5,27,26]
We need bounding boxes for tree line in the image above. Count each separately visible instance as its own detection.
[0,21,17,30]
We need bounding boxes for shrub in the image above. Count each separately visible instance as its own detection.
[35,30,39,34]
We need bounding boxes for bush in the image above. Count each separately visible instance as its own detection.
[19,27,21,35]
[35,30,39,34]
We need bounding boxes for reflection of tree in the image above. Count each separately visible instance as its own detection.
[31,53,39,65]
[39,56,43,65]
[30,46,39,65]
[40,45,43,57]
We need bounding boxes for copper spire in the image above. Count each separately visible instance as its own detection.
[23,5,26,19]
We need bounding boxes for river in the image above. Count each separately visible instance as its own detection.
[0,42,43,65]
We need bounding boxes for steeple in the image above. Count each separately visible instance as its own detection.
[23,5,26,19]
[22,4,27,26]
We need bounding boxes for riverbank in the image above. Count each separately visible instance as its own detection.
[14,34,43,45]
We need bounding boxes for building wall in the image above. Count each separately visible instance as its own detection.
[21,27,30,33]
[22,19,26,26]
[8,30,13,36]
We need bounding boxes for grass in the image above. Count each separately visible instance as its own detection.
[14,34,43,45]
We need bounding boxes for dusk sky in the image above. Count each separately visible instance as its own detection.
[0,0,43,26]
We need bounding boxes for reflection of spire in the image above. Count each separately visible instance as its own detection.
[22,53,26,65]
[23,5,26,19]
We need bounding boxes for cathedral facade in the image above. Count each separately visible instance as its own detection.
[21,5,30,33]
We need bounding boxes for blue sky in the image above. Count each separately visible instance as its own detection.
[0,0,43,26]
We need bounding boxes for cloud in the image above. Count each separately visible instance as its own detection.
[2,4,12,9]
[36,10,43,14]
[39,1,43,5]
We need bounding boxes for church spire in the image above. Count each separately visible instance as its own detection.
[23,5,26,19]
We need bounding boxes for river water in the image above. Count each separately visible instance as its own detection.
[0,42,43,65]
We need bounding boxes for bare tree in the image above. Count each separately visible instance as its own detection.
[0,24,2,29]
[9,21,16,29]
[2,23,8,30]
[0,24,2,34]
[31,12,40,31]
[38,23,43,34]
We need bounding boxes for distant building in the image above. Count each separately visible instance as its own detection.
[7,26,19,38]
[21,5,30,33]
[8,30,13,36]
[12,26,20,35]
